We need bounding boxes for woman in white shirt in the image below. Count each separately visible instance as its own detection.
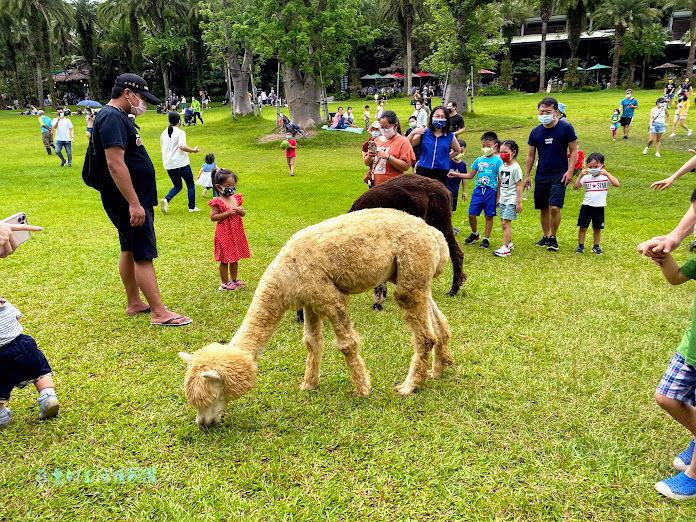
[160,112,200,213]
[643,97,668,158]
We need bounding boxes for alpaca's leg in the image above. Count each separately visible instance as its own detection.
[325,297,371,396]
[393,288,437,395]
[300,307,324,391]
[427,296,453,379]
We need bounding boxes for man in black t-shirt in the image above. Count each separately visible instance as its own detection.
[93,73,191,327]
[446,101,465,136]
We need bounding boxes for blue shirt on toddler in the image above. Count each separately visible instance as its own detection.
[445,159,467,196]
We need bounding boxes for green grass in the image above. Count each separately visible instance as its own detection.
[2,90,696,520]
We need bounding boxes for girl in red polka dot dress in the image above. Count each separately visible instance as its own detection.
[208,169,250,290]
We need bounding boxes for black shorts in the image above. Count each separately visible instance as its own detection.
[416,165,449,186]
[577,204,605,229]
[0,334,52,401]
[450,192,459,212]
[534,177,567,209]
[620,116,633,127]
[103,202,158,262]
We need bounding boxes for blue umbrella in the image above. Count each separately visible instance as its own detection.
[77,100,102,108]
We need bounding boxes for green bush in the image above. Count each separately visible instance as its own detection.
[580,85,601,92]
[330,92,350,101]
[478,85,507,96]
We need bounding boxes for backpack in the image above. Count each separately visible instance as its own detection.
[82,130,100,190]
[82,105,130,191]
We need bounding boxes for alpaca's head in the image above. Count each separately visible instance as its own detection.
[179,343,257,426]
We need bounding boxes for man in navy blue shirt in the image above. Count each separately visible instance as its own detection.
[524,97,578,251]
[93,74,191,327]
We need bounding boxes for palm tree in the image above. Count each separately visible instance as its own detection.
[0,8,27,102]
[560,0,600,85]
[73,0,100,99]
[186,0,205,92]
[668,0,696,81]
[593,0,659,88]
[99,18,132,74]
[142,0,188,101]
[381,0,428,94]
[537,0,555,92]
[498,0,531,57]
[7,0,74,108]
[97,0,146,75]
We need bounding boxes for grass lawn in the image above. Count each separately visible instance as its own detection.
[3,90,696,520]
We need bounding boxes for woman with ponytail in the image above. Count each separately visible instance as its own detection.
[159,111,201,214]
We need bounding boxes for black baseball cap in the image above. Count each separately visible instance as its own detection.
[114,73,160,104]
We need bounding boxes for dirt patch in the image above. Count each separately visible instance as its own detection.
[257,128,318,143]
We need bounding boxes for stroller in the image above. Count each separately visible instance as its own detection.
[183,107,194,126]
[278,114,305,138]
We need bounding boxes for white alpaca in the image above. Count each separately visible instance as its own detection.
[179,208,452,425]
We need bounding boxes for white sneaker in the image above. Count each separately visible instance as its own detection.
[670,133,677,137]
[160,198,168,214]
[643,147,648,154]
[689,129,693,136]
[656,152,661,158]
[189,207,201,212]
[508,242,514,251]
[493,245,511,257]
[202,188,208,197]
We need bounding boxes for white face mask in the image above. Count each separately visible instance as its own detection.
[588,167,601,176]
[381,126,396,138]
[127,91,147,117]
[625,94,631,99]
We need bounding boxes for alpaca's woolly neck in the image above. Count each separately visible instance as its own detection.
[229,270,287,362]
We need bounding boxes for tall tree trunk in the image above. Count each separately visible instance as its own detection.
[129,11,143,75]
[688,8,696,82]
[35,61,44,108]
[29,10,44,107]
[41,15,58,109]
[227,49,253,116]
[282,62,321,127]
[610,25,624,88]
[566,3,584,60]
[444,67,468,112]
[161,60,170,100]
[641,55,647,89]
[538,2,552,92]
[405,1,412,95]
[628,59,636,87]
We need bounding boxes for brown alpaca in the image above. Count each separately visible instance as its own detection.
[348,175,466,302]
[179,208,453,426]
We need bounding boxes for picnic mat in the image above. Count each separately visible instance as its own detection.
[321,125,364,134]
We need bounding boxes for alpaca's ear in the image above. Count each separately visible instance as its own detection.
[201,370,223,382]
[179,352,194,364]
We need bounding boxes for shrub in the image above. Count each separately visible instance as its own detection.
[478,85,507,96]
[580,85,601,92]
[331,92,350,101]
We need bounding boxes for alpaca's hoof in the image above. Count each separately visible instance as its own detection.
[371,303,383,312]
[394,383,416,396]
[299,381,317,391]
[427,369,443,379]
[352,385,371,397]
[446,289,457,297]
